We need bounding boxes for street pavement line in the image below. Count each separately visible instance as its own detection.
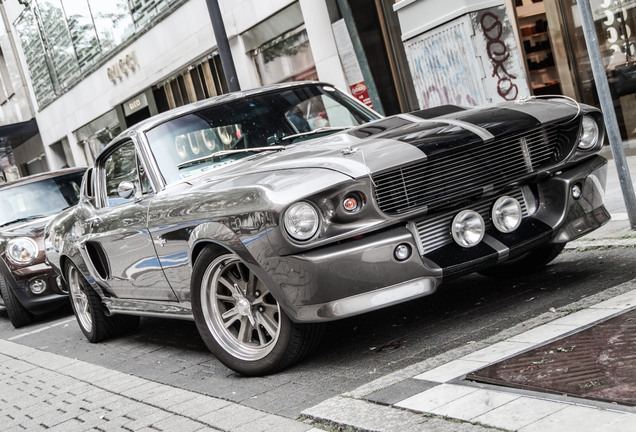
[8,317,76,341]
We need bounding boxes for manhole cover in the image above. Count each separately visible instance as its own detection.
[466,308,636,406]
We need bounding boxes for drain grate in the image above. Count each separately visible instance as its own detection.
[466,309,636,406]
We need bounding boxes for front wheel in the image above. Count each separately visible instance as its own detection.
[191,249,324,376]
[0,274,33,328]
[479,243,566,278]
[66,262,139,342]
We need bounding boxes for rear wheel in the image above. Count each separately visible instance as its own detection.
[0,274,33,328]
[480,243,566,278]
[66,263,139,342]
[192,249,324,376]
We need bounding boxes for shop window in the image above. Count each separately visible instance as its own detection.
[14,0,184,108]
[14,9,57,107]
[515,0,561,95]
[251,26,318,86]
[559,0,636,140]
[74,110,122,164]
[152,54,227,111]
[62,0,102,71]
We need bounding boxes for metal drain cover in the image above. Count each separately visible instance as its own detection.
[466,309,636,406]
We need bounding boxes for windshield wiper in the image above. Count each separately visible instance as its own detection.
[280,126,350,142]
[177,146,285,170]
[0,215,49,228]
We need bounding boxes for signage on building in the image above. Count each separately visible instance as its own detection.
[331,19,373,109]
[107,51,139,84]
[123,92,148,116]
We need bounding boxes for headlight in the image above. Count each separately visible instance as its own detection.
[578,115,600,150]
[284,202,319,241]
[7,237,39,265]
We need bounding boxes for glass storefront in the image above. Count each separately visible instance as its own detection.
[14,0,184,108]
[152,53,228,111]
[251,26,318,85]
[559,0,636,141]
[512,0,636,141]
[74,110,121,165]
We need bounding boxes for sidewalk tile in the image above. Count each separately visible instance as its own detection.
[462,341,531,363]
[472,397,568,430]
[507,323,579,344]
[413,359,490,383]
[430,388,520,420]
[551,308,621,326]
[198,403,267,429]
[518,405,636,432]
[394,383,478,412]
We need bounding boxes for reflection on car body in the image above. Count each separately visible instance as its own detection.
[45,82,609,375]
[0,168,86,327]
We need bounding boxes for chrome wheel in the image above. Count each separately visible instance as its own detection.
[200,254,281,361]
[68,265,92,333]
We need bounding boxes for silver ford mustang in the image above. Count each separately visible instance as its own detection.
[45,82,609,375]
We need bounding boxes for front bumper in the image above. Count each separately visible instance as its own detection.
[0,259,68,315]
[267,156,609,323]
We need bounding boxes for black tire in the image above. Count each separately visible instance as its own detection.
[0,274,34,328]
[191,248,324,376]
[66,262,139,343]
[479,243,566,278]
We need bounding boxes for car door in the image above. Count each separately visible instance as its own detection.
[85,139,177,301]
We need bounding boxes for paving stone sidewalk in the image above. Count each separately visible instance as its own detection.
[0,339,321,432]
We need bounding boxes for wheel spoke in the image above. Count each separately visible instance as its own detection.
[255,325,268,347]
[221,307,239,321]
[223,314,241,329]
[256,309,278,337]
[236,316,252,343]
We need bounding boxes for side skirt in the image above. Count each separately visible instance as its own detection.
[102,298,194,321]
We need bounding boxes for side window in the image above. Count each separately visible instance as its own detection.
[102,141,140,206]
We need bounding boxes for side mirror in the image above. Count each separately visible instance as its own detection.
[117,181,136,199]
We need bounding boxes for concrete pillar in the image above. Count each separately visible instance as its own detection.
[299,0,348,91]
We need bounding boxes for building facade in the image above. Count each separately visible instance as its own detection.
[3,0,635,178]
[2,0,357,173]
[394,0,636,143]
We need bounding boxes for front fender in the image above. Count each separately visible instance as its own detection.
[187,221,296,316]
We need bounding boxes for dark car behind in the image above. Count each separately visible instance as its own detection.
[0,167,86,327]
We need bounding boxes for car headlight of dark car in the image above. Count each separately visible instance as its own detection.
[577,115,600,150]
[283,201,320,241]
[7,237,39,265]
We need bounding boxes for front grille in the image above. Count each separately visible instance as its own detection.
[373,125,562,214]
[411,189,530,255]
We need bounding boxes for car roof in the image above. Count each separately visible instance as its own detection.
[106,81,338,150]
[0,167,87,190]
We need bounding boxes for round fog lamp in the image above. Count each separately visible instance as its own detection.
[29,279,46,295]
[572,183,582,199]
[343,196,359,212]
[452,210,485,248]
[394,244,412,261]
[492,196,522,233]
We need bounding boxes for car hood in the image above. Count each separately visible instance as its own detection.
[0,215,55,239]
[181,99,581,183]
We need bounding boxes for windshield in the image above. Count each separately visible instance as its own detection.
[0,171,84,227]
[145,84,379,185]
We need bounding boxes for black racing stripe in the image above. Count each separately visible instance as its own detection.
[443,106,542,137]
[347,116,414,139]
